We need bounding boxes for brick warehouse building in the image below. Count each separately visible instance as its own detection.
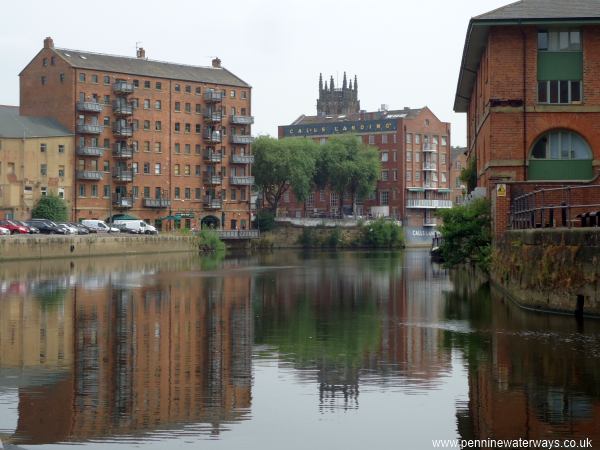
[454,0,600,236]
[278,74,452,240]
[19,37,254,230]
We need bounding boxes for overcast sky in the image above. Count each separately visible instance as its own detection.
[0,0,510,147]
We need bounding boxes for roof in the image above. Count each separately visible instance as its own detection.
[50,48,250,88]
[292,108,424,125]
[454,0,600,112]
[0,105,72,138]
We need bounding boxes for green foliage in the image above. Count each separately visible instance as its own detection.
[253,136,318,211]
[437,198,491,272]
[359,218,404,248]
[194,229,226,254]
[315,135,380,213]
[256,209,276,231]
[460,155,478,193]
[298,228,319,248]
[31,194,68,222]
[326,227,342,248]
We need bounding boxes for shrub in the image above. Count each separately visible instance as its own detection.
[31,194,68,222]
[257,209,276,231]
[360,218,404,248]
[326,227,342,248]
[298,227,320,248]
[194,229,226,254]
[437,198,491,272]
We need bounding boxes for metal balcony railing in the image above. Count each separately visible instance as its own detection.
[203,131,222,143]
[76,124,103,134]
[203,175,222,185]
[76,146,104,157]
[230,135,254,145]
[423,143,438,152]
[230,115,254,125]
[203,150,223,163]
[204,91,223,102]
[143,198,171,208]
[406,199,452,209]
[76,102,103,113]
[423,162,438,171]
[113,81,134,94]
[112,124,133,137]
[112,101,134,115]
[76,170,104,181]
[229,176,254,185]
[203,198,222,209]
[112,169,134,182]
[113,195,134,208]
[112,145,134,158]
[231,154,254,164]
[217,229,260,240]
[203,111,222,122]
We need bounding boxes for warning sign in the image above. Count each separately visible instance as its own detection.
[496,184,507,197]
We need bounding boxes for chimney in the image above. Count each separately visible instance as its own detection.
[44,37,54,49]
[212,57,221,68]
[136,47,146,59]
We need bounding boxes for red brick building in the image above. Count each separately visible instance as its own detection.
[19,37,254,230]
[455,0,600,189]
[278,76,452,237]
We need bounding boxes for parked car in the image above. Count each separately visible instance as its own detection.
[0,219,29,235]
[68,222,90,235]
[15,220,39,234]
[77,223,97,233]
[81,219,119,233]
[56,223,77,234]
[113,219,158,235]
[0,226,10,236]
[27,219,67,235]
[112,223,139,234]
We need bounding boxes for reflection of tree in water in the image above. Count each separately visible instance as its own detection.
[445,267,600,443]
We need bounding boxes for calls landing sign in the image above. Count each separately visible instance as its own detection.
[282,119,397,137]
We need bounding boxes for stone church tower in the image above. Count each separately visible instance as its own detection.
[316,72,360,116]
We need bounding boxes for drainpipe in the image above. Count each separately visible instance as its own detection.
[521,22,528,180]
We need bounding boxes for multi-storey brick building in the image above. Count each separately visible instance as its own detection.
[20,37,254,230]
[0,105,74,220]
[455,0,600,188]
[279,78,452,241]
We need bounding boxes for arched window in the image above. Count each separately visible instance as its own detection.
[528,130,593,180]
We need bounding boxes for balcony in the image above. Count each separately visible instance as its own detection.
[230,135,254,145]
[76,102,103,113]
[112,101,134,116]
[113,168,134,182]
[406,199,452,209]
[112,123,133,137]
[203,111,222,123]
[423,143,438,153]
[229,176,254,186]
[424,182,438,190]
[113,145,134,159]
[203,198,222,209]
[231,154,254,164]
[204,91,223,102]
[76,146,104,157]
[143,198,171,208]
[76,170,104,181]
[113,195,133,209]
[76,124,103,135]
[423,162,437,171]
[203,174,222,185]
[203,131,222,144]
[113,81,134,94]
[203,150,223,163]
[230,115,254,125]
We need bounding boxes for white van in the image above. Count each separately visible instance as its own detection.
[81,219,120,233]
[113,219,158,235]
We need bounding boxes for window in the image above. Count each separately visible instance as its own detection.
[441,173,447,183]
[155,81,162,90]
[144,141,150,152]
[538,29,581,52]
[174,84,181,92]
[43,58,48,66]
[58,166,65,177]
[41,76,47,85]
[133,79,139,88]
[368,135,375,145]
[195,87,201,95]
[175,143,181,153]
[155,163,161,175]
[91,74,98,83]
[184,164,190,176]
[406,133,412,144]
[40,143,47,153]
[185,188,191,199]
[91,184,98,197]
[143,163,150,174]
[406,151,412,162]
[155,142,161,153]
[415,134,421,144]
[40,164,47,176]
[382,134,388,144]
[58,144,65,153]
[174,164,180,176]
[185,144,191,154]
[103,75,110,85]
[144,99,150,109]
[79,184,86,197]
[174,122,180,132]
[104,95,110,105]
[380,191,389,206]
[330,192,338,207]
[51,56,56,66]
[381,152,388,162]
[133,141,139,152]
[406,171,412,181]
[79,73,86,82]
[531,130,591,160]
[132,162,138,174]
[195,188,202,199]
[185,123,191,133]
[381,170,389,181]
[442,136,448,146]
[175,102,181,112]
[104,116,110,126]
[415,172,421,181]
[103,161,110,172]
[415,152,421,162]
[195,165,201,176]
[185,103,191,113]
[144,187,150,198]
[155,100,161,110]
[144,80,151,89]
[174,187,180,199]
[195,124,201,134]
[144,120,150,130]
[185,85,191,93]
[393,170,398,181]
[103,185,110,197]
[59,73,65,83]
[538,80,581,104]
[155,121,162,131]
[441,153,446,164]
[195,104,202,114]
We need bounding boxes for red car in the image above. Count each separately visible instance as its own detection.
[0,219,29,234]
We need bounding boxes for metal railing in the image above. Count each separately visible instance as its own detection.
[406,199,452,209]
[230,135,254,145]
[230,115,254,125]
[423,143,438,152]
[217,229,259,240]
[203,111,222,122]
[143,198,171,208]
[229,176,254,185]
[423,162,437,171]
[204,91,223,102]
[511,185,600,229]
[76,170,104,181]
[76,124,103,134]
[113,81,134,94]
[77,101,103,113]
[113,169,134,182]
[113,195,133,208]
[76,146,104,157]
[232,154,254,164]
[203,198,222,209]
[203,131,222,143]
[112,124,133,137]
[203,150,223,163]
[112,101,134,115]
[113,145,134,158]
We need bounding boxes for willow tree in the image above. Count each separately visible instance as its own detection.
[253,136,318,212]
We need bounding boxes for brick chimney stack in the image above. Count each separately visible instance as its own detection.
[136,47,146,59]
[43,37,54,49]
[212,57,221,68]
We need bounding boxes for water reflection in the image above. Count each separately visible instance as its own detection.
[0,251,598,447]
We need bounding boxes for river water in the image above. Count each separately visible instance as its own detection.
[0,250,598,449]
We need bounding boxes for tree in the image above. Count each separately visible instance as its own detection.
[31,194,68,222]
[253,136,318,212]
[460,155,478,193]
[316,135,380,215]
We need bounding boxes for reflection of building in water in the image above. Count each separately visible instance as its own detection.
[253,252,452,411]
[452,273,600,444]
[0,259,253,445]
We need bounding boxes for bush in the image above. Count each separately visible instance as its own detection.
[326,227,342,248]
[360,219,404,248]
[298,227,320,248]
[437,198,491,272]
[31,194,68,222]
[257,209,276,231]
[194,229,226,254]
